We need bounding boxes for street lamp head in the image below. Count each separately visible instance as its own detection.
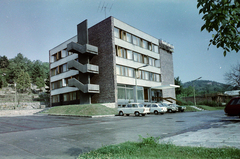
[137,64,149,69]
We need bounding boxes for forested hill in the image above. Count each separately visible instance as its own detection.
[0,53,49,89]
[183,80,238,94]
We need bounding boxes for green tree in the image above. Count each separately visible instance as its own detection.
[35,77,45,90]
[0,56,9,68]
[197,0,240,56]
[16,70,31,93]
[174,76,183,96]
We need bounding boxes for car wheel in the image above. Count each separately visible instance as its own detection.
[135,111,140,116]
[168,109,172,113]
[119,111,124,116]
[154,111,158,115]
[142,114,146,116]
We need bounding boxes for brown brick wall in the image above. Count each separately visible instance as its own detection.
[88,16,117,104]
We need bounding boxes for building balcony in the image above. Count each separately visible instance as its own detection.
[68,78,100,94]
[66,42,98,56]
[68,60,99,74]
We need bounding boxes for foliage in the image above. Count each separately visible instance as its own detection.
[224,62,240,87]
[16,70,31,93]
[78,136,240,159]
[39,92,50,106]
[198,100,223,107]
[197,0,240,56]
[138,135,160,147]
[174,76,183,95]
[0,53,49,89]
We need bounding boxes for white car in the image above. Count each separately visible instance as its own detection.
[145,103,167,115]
[162,102,178,113]
[118,103,150,116]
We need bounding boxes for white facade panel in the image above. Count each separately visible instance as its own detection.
[50,54,78,69]
[113,18,159,45]
[51,87,79,96]
[117,76,161,88]
[50,70,79,82]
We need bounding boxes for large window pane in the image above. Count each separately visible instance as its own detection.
[126,33,132,43]
[127,50,133,60]
[133,36,137,45]
[126,88,134,100]
[118,87,126,99]
[133,52,138,62]
[137,86,144,100]
[145,71,149,80]
[116,65,121,75]
[114,28,120,38]
[136,37,141,47]
[153,44,158,53]
[142,40,148,49]
[128,68,134,77]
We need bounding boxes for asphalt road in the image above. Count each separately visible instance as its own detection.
[0,110,239,159]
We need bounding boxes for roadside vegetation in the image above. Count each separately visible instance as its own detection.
[42,104,117,116]
[78,136,240,159]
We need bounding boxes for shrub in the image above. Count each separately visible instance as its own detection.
[198,100,222,107]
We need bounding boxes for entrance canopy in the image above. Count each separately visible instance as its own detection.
[151,84,180,90]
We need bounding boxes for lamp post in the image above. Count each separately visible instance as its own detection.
[135,64,149,103]
[192,77,202,106]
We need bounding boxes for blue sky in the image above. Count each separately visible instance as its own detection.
[0,0,239,83]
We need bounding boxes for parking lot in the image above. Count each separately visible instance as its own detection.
[0,110,239,159]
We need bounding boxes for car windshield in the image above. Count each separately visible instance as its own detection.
[138,104,144,107]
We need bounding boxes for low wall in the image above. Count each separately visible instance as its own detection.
[0,102,45,110]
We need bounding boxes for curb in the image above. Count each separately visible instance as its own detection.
[47,114,116,118]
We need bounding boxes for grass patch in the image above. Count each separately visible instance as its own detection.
[42,104,118,116]
[197,105,225,111]
[78,136,240,159]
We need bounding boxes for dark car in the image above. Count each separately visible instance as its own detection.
[224,97,240,116]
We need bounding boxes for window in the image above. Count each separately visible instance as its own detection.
[132,35,137,45]
[62,64,68,72]
[142,40,148,49]
[136,37,141,47]
[137,54,143,63]
[63,94,68,101]
[127,50,133,60]
[145,71,149,80]
[133,52,138,62]
[62,79,67,87]
[116,65,121,75]
[128,68,134,77]
[143,56,148,64]
[120,30,126,40]
[155,74,160,82]
[121,48,126,58]
[114,28,120,38]
[126,33,132,43]
[61,50,68,58]
[148,42,152,51]
[137,86,144,100]
[118,86,126,99]
[52,95,60,103]
[153,44,158,53]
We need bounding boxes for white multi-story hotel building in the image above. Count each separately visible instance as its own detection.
[49,17,178,107]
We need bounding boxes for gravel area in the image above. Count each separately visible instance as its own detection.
[0,109,44,116]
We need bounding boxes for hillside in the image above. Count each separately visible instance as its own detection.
[182,80,238,95]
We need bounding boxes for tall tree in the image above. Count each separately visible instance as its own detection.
[174,76,183,96]
[16,70,31,93]
[224,62,240,87]
[0,56,9,68]
[197,0,240,56]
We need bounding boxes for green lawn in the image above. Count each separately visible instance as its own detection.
[78,136,240,159]
[185,105,225,112]
[42,104,118,116]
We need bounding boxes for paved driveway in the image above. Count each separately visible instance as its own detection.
[0,110,239,159]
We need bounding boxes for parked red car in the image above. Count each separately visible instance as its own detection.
[224,97,240,116]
